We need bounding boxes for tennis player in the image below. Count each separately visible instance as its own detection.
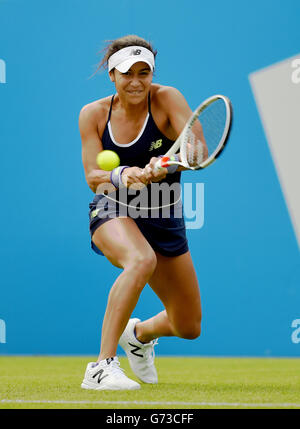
[80,35,202,390]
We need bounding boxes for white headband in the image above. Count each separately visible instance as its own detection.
[108,46,155,73]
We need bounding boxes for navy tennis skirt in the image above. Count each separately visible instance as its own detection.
[89,193,189,257]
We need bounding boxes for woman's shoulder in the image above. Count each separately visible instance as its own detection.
[151,83,182,98]
[151,84,187,111]
[79,96,113,127]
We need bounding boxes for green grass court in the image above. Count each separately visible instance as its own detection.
[0,356,299,409]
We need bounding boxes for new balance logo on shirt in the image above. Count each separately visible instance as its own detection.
[149,139,163,151]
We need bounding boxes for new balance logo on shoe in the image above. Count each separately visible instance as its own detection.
[92,369,109,384]
[118,319,158,384]
[128,342,143,358]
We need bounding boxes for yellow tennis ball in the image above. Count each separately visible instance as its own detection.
[96,150,120,171]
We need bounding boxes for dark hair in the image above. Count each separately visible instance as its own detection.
[94,35,157,74]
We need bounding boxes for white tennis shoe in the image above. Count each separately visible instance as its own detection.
[119,318,158,384]
[81,356,140,391]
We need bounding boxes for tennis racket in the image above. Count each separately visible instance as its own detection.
[98,94,232,211]
[154,94,232,172]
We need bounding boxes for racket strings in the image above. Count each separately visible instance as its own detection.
[185,130,204,167]
[201,100,226,155]
[181,98,228,169]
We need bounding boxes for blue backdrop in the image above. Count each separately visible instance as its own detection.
[0,0,299,356]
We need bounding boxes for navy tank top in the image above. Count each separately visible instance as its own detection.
[101,93,181,187]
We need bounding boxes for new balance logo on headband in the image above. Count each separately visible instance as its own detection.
[131,49,142,56]
[108,46,155,73]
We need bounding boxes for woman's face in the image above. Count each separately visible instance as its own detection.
[109,61,153,103]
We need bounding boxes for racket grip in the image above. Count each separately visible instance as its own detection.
[154,156,170,172]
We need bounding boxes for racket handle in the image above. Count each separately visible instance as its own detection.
[154,156,171,172]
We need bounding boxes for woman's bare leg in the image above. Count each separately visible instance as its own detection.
[135,251,202,343]
[91,217,157,361]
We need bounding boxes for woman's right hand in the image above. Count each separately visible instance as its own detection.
[121,167,149,190]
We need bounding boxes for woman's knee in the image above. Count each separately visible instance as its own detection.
[125,249,157,280]
[173,317,202,340]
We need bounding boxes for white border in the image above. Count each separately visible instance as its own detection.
[108,113,149,147]
[1,399,299,408]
